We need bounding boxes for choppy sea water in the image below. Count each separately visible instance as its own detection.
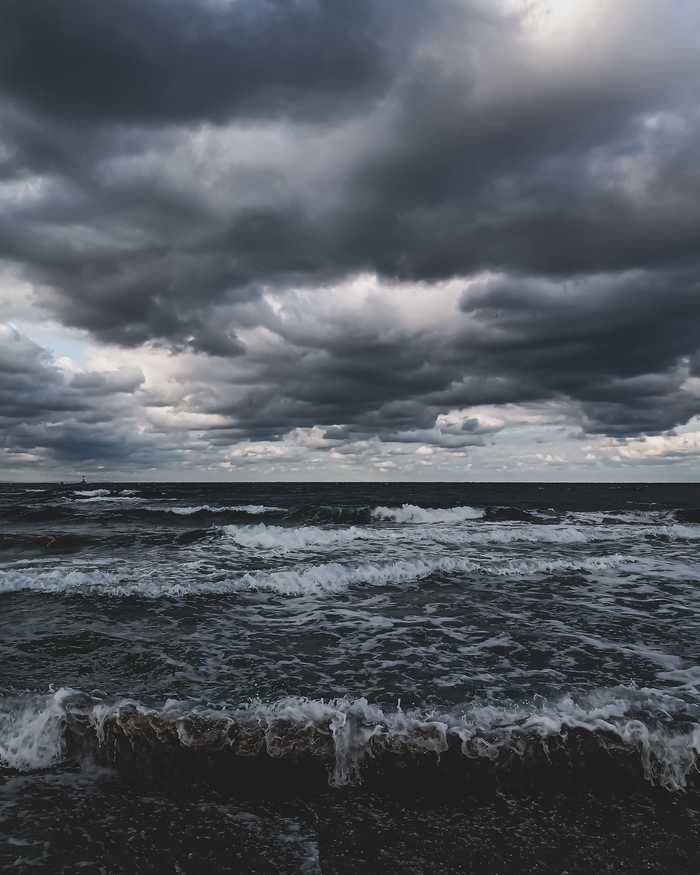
[1,482,698,873]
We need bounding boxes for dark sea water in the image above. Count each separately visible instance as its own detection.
[1,482,699,873]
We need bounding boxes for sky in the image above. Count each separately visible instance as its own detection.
[2,0,700,482]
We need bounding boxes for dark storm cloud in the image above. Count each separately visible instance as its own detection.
[0,0,425,352]
[0,0,406,125]
[2,0,700,461]
[194,266,700,441]
[456,269,700,435]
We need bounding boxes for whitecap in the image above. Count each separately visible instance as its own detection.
[371,504,484,524]
[221,524,366,552]
[0,553,634,598]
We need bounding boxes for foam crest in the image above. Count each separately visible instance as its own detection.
[371,504,484,524]
[662,524,700,541]
[74,495,144,503]
[0,567,122,595]
[234,555,632,596]
[73,489,110,498]
[565,510,674,526]
[0,554,633,597]
[221,524,366,552]
[432,524,591,546]
[166,504,285,516]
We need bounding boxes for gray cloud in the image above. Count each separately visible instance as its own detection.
[179,267,698,443]
[1,1,700,473]
[0,325,160,469]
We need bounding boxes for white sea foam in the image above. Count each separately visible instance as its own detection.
[371,504,484,524]
[220,519,698,552]
[74,495,144,503]
[4,687,697,790]
[166,504,285,516]
[0,554,634,598]
[73,489,110,498]
[564,510,674,526]
[0,567,130,595]
[432,523,591,546]
[660,523,700,540]
[227,554,632,596]
[432,520,700,545]
[221,524,366,551]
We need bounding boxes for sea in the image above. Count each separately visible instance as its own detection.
[0,482,698,873]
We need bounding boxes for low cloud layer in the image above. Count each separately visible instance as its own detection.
[1,1,699,479]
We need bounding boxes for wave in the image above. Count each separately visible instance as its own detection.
[215,554,632,596]
[221,524,367,552]
[371,504,484,524]
[2,688,698,794]
[0,554,634,598]
[165,505,286,516]
[55,518,700,559]
[435,524,591,546]
[71,488,141,502]
[442,521,700,546]
[564,510,675,526]
[73,495,145,503]
[220,521,614,551]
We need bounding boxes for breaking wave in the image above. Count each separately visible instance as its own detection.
[221,524,368,552]
[371,504,484,524]
[0,554,634,598]
[647,523,700,541]
[563,510,676,526]
[2,688,698,794]
[217,520,671,552]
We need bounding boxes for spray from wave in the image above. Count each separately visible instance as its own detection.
[0,689,72,771]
